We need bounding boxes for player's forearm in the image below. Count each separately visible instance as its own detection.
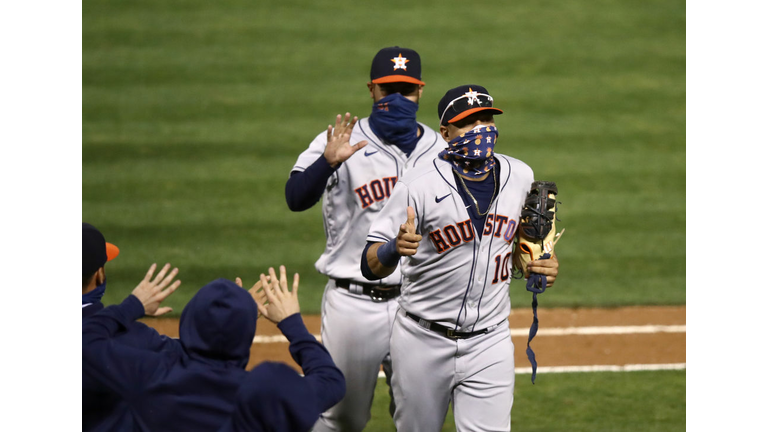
[362,242,398,280]
[278,314,346,410]
[279,314,332,368]
[82,295,147,388]
[285,155,336,211]
[82,295,145,345]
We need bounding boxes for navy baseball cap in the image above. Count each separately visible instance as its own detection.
[437,84,504,125]
[83,223,119,276]
[370,46,425,86]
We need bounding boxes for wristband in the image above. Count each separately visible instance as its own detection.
[376,239,400,267]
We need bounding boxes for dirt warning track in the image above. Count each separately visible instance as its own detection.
[140,306,686,372]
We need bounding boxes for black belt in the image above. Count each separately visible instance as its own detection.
[334,279,401,302]
[406,312,505,340]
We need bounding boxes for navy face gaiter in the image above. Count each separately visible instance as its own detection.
[438,124,499,177]
[368,93,420,155]
[82,277,107,305]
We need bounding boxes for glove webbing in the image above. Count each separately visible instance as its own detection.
[525,252,550,384]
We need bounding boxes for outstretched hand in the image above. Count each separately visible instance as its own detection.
[235,276,268,309]
[396,206,422,256]
[323,113,368,167]
[252,266,300,324]
[131,263,181,317]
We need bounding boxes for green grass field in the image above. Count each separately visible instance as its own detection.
[83,0,685,314]
[368,370,685,431]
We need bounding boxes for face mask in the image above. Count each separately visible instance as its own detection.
[438,124,498,177]
[368,93,420,152]
[82,277,107,306]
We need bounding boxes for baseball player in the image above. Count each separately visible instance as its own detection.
[285,46,444,431]
[363,84,560,431]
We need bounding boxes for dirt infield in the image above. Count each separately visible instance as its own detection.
[140,306,685,372]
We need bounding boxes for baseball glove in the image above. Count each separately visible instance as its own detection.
[512,181,564,280]
[513,181,564,384]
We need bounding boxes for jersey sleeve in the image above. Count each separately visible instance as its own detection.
[291,130,328,174]
[367,180,413,244]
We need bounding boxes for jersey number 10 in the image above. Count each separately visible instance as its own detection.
[492,252,512,284]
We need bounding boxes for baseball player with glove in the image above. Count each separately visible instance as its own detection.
[363,84,560,431]
[285,47,443,431]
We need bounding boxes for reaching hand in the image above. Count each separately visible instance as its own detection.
[235,276,268,304]
[323,113,368,167]
[396,206,422,256]
[131,263,181,317]
[253,266,300,324]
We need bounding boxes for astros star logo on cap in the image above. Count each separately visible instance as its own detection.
[391,54,409,70]
[465,88,480,106]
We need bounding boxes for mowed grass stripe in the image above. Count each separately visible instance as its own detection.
[84,0,684,314]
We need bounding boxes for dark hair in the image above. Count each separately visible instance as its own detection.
[378,82,420,97]
[83,271,97,290]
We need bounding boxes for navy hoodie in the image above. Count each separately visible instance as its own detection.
[82,278,257,431]
[82,301,181,431]
[218,314,346,432]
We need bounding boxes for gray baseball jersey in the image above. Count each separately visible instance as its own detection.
[293,116,443,432]
[291,117,442,284]
[367,154,534,330]
[367,154,533,431]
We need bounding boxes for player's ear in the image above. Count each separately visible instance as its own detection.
[439,125,451,142]
[417,85,424,102]
[367,82,375,100]
[96,267,106,285]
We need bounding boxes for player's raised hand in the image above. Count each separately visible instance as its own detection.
[253,266,300,324]
[323,113,368,167]
[396,206,422,256]
[131,263,181,317]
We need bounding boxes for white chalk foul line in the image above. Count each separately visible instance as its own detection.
[252,324,685,344]
[509,324,686,337]
[372,363,686,378]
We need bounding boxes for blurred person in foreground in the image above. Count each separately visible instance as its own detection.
[81,222,181,431]
[218,271,346,432]
[82,265,344,431]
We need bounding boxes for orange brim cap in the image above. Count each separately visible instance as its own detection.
[106,242,120,261]
[371,75,426,86]
[448,107,504,123]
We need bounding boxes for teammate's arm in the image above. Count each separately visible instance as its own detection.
[285,113,367,211]
[82,264,180,396]
[363,206,421,279]
[247,266,347,408]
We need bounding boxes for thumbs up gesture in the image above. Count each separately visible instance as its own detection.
[396,206,422,256]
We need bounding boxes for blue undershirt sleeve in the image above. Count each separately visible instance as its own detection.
[376,239,400,268]
[285,155,337,212]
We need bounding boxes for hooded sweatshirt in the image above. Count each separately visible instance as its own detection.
[81,278,258,432]
[82,301,181,431]
[218,314,346,432]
